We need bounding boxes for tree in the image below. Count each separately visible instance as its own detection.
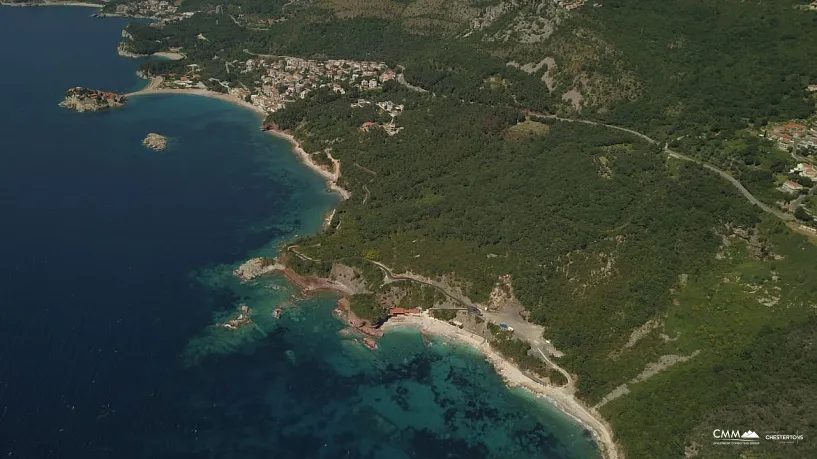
[794,206,812,222]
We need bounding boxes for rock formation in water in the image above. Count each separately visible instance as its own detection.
[142,133,168,151]
[59,87,126,112]
[234,257,283,281]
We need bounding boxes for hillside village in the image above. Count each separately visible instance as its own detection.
[780,161,817,195]
[764,120,817,152]
[99,0,191,20]
[351,99,405,135]
[165,56,395,108]
[757,103,817,221]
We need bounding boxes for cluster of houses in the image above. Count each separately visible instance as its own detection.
[800,1,817,11]
[780,163,817,194]
[351,99,405,118]
[101,0,192,21]
[234,57,397,113]
[162,64,205,89]
[352,99,407,136]
[160,55,399,116]
[764,121,817,151]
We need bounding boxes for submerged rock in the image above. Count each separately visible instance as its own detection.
[220,304,254,331]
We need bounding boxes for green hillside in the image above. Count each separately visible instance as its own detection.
[120,1,817,456]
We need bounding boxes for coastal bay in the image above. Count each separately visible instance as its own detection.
[124,81,351,199]
[0,5,599,459]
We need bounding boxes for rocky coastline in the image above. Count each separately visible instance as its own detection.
[117,41,147,58]
[233,256,380,338]
[59,87,126,112]
[261,122,351,200]
[335,297,383,337]
[234,252,619,459]
[236,256,355,296]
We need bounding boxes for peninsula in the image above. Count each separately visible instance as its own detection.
[59,87,126,112]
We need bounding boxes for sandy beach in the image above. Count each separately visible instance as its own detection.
[126,86,265,115]
[152,51,185,61]
[125,81,351,200]
[264,129,351,200]
[129,80,613,459]
[383,312,621,459]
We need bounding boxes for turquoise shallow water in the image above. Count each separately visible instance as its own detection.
[0,6,599,459]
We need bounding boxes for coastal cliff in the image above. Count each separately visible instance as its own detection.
[117,41,147,58]
[234,256,380,336]
[59,87,126,112]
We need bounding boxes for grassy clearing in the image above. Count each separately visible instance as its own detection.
[503,120,550,141]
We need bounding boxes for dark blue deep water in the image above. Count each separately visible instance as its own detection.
[0,7,599,459]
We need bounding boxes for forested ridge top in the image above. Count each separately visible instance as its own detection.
[61,0,817,456]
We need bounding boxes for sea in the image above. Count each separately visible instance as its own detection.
[0,6,600,459]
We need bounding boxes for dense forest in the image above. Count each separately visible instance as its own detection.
[121,2,817,457]
[570,0,817,159]
[266,83,817,458]
[264,82,817,457]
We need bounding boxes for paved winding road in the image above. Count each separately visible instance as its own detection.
[366,260,575,385]
[395,65,429,93]
[526,111,796,222]
[368,260,478,308]
[665,149,795,221]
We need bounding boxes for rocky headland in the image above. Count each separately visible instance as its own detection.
[59,87,126,112]
[142,133,168,151]
[233,257,284,281]
[229,253,619,458]
[233,256,376,335]
[117,41,147,58]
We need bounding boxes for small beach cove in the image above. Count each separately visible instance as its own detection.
[125,77,352,200]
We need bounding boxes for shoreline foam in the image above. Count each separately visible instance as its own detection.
[264,255,620,459]
[382,313,620,459]
[129,81,615,459]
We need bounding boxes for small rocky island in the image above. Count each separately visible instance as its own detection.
[59,87,127,112]
[142,133,168,151]
[220,305,254,331]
